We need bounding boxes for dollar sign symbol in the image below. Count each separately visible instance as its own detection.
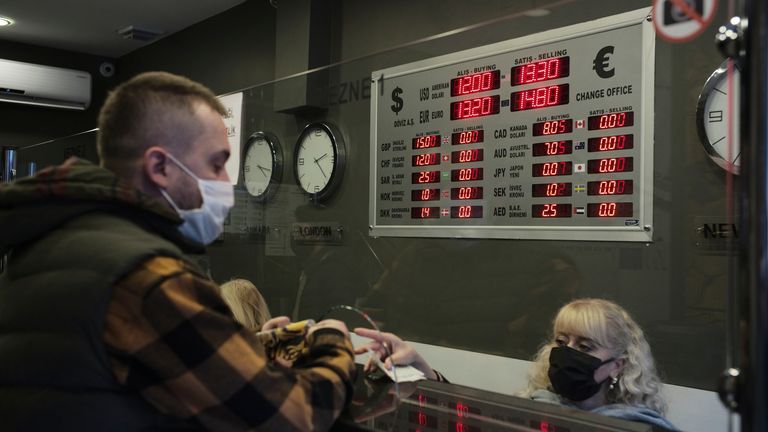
[391,87,403,115]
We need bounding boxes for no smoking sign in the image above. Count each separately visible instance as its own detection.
[652,0,718,42]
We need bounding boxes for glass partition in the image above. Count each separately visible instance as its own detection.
[18,0,738,398]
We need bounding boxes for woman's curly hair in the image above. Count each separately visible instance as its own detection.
[518,298,667,415]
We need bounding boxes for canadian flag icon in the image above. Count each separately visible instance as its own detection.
[576,119,585,129]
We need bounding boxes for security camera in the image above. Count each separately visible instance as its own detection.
[99,62,115,78]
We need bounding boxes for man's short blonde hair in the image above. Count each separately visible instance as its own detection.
[97,71,226,172]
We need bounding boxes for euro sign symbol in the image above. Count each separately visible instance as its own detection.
[593,46,615,79]
[391,87,403,115]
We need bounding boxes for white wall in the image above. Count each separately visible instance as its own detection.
[352,335,735,432]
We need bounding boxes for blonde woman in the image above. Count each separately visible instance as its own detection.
[355,298,677,430]
[518,298,676,430]
[220,279,273,332]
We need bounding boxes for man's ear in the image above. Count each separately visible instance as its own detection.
[144,146,171,189]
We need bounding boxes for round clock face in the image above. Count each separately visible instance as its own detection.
[243,132,282,201]
[294,122,346,201]
[696,60,740,174]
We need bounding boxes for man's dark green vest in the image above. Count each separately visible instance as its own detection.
[0,211,199,431]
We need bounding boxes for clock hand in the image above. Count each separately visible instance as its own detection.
[256,164,271,177]
[710,136,725,146]
[314,153,329,163]
[315,159,328,179]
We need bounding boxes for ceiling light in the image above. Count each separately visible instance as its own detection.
[522,9,551,18]
[0,17,14,27]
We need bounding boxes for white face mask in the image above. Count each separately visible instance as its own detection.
[159,153,234,245]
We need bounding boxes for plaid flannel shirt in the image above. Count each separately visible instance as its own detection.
[104,256,356,431]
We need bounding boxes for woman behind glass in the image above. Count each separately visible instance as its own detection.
[356,298,677,430]
[518,298,675,430]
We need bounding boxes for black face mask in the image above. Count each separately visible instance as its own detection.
[548,346,614,401]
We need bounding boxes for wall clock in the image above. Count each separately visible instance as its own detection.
[293,122,346,201]
[242,131,283,202]
[696,60,740,174]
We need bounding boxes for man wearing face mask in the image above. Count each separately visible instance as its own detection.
[0,72,356,431]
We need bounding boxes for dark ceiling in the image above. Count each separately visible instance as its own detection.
[0,0,249,57]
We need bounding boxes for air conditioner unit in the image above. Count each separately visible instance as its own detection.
[0,58,91,110]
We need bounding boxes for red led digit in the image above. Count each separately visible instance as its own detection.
[543,162,557,176]
[511,84,569,112]
[533,161,572,177]
[588,112,635,130]
[532,203,573,218]
[549,142,565,155]
[532,119,573,136]
[451,149,484,163]
[598,157,624,172]
[546,183,559,196]
[412,170,440,184]
[599,181,620,195]
[586,202,633,217]
[532,141,572,157]
[451,168,483,181]
[418,412,427,426]
[600,203,616,216]
[543,204,557,217]
[412,152,439,166]
[587,135,634,152]
[410,207,440,219]
[587,157,633,174]
[542,162,566,176]
[449,205,483,218]
[451,70,501,96]
[511,57,570,86]
[601,135,624,150]
[603,113,623,128]
[450,96,501,120]
[600,158,622,172]
[412,135,441,149]
[412,135,440,149]
[411,189,440,201]
[532,182,572,197]
[450,187,483,200]
[587,180,633,195]
[544,122,560,135]
[451,130,485,145]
